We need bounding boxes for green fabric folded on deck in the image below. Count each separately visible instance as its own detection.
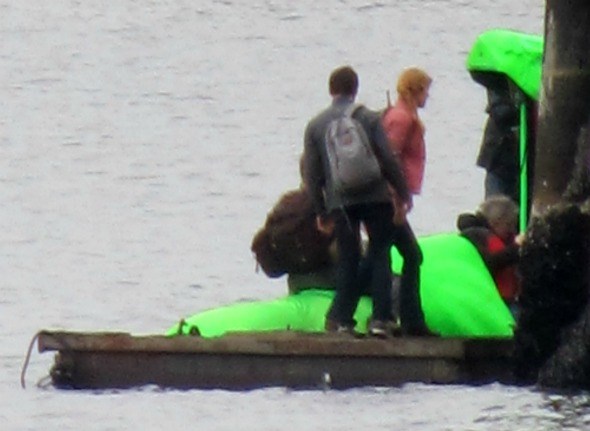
[167,233,515,338]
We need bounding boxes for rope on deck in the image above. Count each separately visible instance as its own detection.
[21,331,41,389]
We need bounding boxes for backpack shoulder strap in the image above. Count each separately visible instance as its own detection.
[343,103,362,118]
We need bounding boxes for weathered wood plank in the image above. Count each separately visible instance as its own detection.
[37,330,511,358]
[37,330,515,390]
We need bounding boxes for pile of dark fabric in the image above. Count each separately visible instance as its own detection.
[250,188,333,278]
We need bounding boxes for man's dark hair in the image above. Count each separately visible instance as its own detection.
[329,66,358,96]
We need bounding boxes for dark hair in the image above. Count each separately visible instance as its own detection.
[329,66,358,96]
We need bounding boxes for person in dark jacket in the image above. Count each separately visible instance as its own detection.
[475,75,520,203]
[301,65,430,336]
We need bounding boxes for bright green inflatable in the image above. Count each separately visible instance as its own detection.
[167,234,515,338]
[466,29,543,100]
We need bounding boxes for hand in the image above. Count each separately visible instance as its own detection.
[393,201,408,226]
[406,195,414,212]
[316,215,335,236]
[515,233,525,246]
[391,193,410,226]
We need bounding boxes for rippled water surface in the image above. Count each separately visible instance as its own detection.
[5,1,590,430]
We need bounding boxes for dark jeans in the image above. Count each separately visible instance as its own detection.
[326,202,395,327]
[485,171,518,203]
[390,222,426,331]
[359,220,425,330]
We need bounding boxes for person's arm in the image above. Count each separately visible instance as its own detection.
[457,212,489,231]
[460,227,489,253]
[390,188,409,225]
[302,121,326,215]
[485,243,519,271]
[461,227,519,271]
[358,107,410,203]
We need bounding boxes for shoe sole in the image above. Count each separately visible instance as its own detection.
[368,329,388,339]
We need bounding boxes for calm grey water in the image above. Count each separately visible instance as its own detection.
[4,1,590,430]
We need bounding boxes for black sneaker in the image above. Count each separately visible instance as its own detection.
[387,320,403,337]
[325,319,359,337]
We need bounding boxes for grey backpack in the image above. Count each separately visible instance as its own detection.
[324,104,383,194]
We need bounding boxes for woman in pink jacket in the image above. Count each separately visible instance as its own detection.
[379,67,435,336]
[382,67,432,210]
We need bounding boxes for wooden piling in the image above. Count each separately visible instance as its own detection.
[532,0,590,215]
[514,1,590,389]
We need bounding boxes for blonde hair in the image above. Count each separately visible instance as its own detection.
[396,67,432,104]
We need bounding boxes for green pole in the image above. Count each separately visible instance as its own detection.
[519,102,528,232]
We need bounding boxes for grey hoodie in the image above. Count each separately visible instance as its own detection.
[302,96,410,214]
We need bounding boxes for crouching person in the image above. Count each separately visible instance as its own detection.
[457,195,523,316]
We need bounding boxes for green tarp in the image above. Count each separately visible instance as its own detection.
[167,234,515,338]
[466,29,543,100]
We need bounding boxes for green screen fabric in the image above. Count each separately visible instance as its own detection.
[466,29,543,100]
[166,289,372,338]
[391,233,514,337]
[167,234,515,338]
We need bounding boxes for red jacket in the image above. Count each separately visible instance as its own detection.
[486,234,520,302]
[459,223,520,303]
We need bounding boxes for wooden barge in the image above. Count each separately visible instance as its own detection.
[33,330,515,390]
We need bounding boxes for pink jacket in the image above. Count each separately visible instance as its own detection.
[382,100,426,195]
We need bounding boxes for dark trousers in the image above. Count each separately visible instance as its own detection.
[390,222,426,331]
[485,171,518,203]
[359,219,426,330]
[326,202,394,326]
